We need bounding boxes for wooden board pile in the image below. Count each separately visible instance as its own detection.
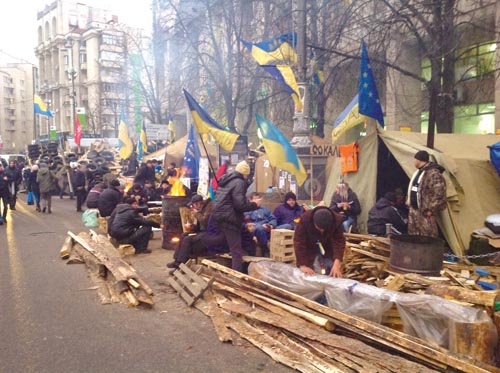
[167,259,497,373]
[61,230,154,307]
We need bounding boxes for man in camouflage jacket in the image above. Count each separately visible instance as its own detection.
[406,150,447,237]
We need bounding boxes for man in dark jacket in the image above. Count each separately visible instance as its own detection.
[211,161,260,272]
[108,197,160,254]
[71,163,87,212]
[367,192,407,236]
[0,163,11,223]
[85,182,104,209]
[98,179,123,217]
[5,160,22,210]
[273,191,305,230]
[294,207,345,277]
[134,160,156,186]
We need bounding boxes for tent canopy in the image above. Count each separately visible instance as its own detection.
[324,130,500,255]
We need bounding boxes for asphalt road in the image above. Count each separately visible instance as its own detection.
[0,195,291,373]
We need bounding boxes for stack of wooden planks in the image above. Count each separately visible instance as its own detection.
[61,230,154,307]
[168,259,497,373]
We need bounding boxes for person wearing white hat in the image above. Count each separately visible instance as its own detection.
[211,161,261,272]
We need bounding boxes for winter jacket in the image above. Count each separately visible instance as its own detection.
[245,206,277,227]
[72,169,86,191]
[0,170,10,197]
[134,164,156,186]
[27,170,40,194]
[5,165,22,186]
[293,207,345,269]
[36,167,57,193]
[108,203,159,240]
[98,187,123,217]
[407,162,447,214]
[273,203,305,228]
[85,183,104,209]
[329,188,361,220]
[212,171,258,231]
[367,197,407,236]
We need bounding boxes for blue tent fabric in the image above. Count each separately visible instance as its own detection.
[488,141,500,177]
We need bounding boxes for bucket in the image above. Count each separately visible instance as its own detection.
[389,235,444,276]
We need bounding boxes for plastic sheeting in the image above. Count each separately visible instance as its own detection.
[248,261,496,349]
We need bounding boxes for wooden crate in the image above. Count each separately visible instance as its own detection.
[270,229,296,264]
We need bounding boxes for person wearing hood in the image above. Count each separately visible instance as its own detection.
[71,162,87,212]
[211,160,260,272]
[36,162,57,213]
[273,191,305,230]
[107,197,160,254]
[367,192,407,236]
[406,150,447,237]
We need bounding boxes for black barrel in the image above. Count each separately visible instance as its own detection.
[161,196,191,249]
[390,235,444,276]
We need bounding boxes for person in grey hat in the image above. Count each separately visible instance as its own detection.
[406,150,447,237]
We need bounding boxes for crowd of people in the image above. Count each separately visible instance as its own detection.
[0,149,447,279]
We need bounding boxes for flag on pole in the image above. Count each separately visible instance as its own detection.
[331,94,368,143]
[118,110,133,159]
[241,36,302,111]
[34,94,53,117]
[183,89,239,152]
[183,125,201,180]
[358,41,384,127]
[255,113,307,186]
[167,116,176,143]
[74,116,83,146]
[137,120,147,160]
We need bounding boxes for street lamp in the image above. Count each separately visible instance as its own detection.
[65,37,77,141]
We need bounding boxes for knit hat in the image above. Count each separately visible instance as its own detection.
[110,179,120,187]
[188,194,203,207]
[313,209,333,230]
[235,161,250,176]
[284,192,297,202]
[383,192,396,203]
[414,150,429,162]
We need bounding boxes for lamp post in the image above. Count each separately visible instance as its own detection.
[65,37,77,142]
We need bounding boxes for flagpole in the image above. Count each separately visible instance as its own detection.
[197,134,218,184]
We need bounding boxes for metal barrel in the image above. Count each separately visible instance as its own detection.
[389,234,444,276]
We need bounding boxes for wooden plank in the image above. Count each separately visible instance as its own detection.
[201,259,497,373]
[202,289,233,343]
[60,235,73,259]
[425,284,499,308]
[349,247,389,262]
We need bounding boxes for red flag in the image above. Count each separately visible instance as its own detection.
[74,116,83,146]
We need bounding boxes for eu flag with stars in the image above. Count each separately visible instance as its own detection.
[183,124,201,180]
[358,42,384,127]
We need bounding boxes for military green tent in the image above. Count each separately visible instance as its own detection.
[324,130,500,256]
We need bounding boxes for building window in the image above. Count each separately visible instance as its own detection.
[80,52,87,64]
[455,41,496,81]
[421,103,495,134]
[102,34,123,46]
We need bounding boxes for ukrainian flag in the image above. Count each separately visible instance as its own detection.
[34,94,53,117]
[331,94,368,144]
[255,113,307,186]
[118,111,134,159]
[137,121,148,160]
[183,89,239,152]
[241,37,302,111]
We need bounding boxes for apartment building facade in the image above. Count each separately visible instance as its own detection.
[34,0,128,142]
[0,64,35,152]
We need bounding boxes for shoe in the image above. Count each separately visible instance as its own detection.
[10,206,15,211]
[42,207,46,213]
[137,249,152,254]
[36,206,41,212]
[76,209,82,212]
[48,209,52,214]
[166,261,180,269]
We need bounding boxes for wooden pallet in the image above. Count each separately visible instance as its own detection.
[167,263,214,306]
[270,229,295,264]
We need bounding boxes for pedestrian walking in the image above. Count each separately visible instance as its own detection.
[36,163,57,213]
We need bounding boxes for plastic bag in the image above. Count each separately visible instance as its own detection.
[82,209,99,228]
[27,191,34,205]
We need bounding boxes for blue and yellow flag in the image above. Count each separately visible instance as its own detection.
[183,125,201,180]
[118,110,134,159]
[359,41,384,127]
[137,120,147,160]
[183,89,239,152]
[167,116,176,143]
[34,94,53,117]
[255,113,307,186]
[331,94,368,144]
[241,36,302,111]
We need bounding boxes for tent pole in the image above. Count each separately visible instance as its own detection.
[310,154,313,206]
